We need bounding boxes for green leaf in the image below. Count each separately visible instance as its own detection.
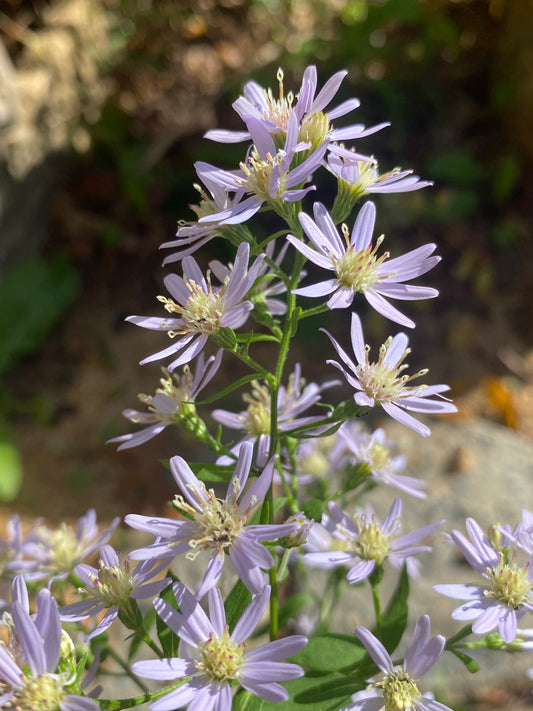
[0,423,22,502]
[0,254,80,375]
[292,633,367,673]
[194,372,260,406]
[188,462,235,483]
[156,582,181,657]
[234,673,361,711]
[129,606,156,660]
[224,578,253,632]
[250,671,362,711]
[373,563,409,655]
[343,462,372,491]
[233,689,264,711]
[290,306,302,336]
[450,648,480,673]
[302,498,324,523]
[249,496,287,525]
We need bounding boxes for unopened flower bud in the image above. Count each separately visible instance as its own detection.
[279,513,312,548]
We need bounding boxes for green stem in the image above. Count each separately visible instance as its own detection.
[265,228,306,640]
[445,624,473,648]
[99,679,191,709]
[231,344,273,382]
[369,569,383,628]
[299,303,330,320]
[269,563,279,641]
[372,584,381,627]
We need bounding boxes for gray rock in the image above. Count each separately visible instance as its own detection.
[335,417,533,701]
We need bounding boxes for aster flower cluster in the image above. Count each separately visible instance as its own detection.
[435,515,533,643]
[5,64,533,711]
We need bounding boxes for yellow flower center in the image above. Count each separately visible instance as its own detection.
[298,436,336,478]
[333,224,388,293]
[8,673,65,711]
[89,560,135,607]
[380,668,421,711]
[486,559,532,609]
[369,441,392,471]
[174,481,248,560]
[299,111,331,149]
[354,516,392,565]
[238,148,287,201]
[196,626,244,682]
[242,381,272,436]
[355,338,427,403]
[35,524,84,573]
[158,273,227,336]
[137,368,197,423]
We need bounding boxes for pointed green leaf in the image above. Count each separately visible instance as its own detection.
[302,498,325,523]
[188,462,235,483]
[291,633,367,673]
[224,578,253,633]
[233,689,265,711]
[373,563,409,656]
[0,430,22,502]
[194,372,260,405]
[156,581,181,657]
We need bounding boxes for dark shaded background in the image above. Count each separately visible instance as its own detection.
[1,0,533,521]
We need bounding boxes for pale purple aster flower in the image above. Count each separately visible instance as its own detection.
[201,111,328,213]
[287,201,439,328]
[24,509,120,582]
[161,162,263,265]
[343,615,450,711]
[323,312,457,437]
[496,508,533,556]
[126,443,298,597]
[326,151,432,197]
[108,351,222,450]
[304,497,442,582]
[126,242,264,371]
[132,583,306,711]
[212,363,336,467]
[288,432,342,486]
[0,514,41,585]
[336,421,426,498]
[434,517,533,643]
[205,66,387,156]
[59,544,170,640]
[0,577,99,710]
[209,239,288,317]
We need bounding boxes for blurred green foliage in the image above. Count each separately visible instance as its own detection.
[0,255,80,376]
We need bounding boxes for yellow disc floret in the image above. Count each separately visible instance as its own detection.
[90,560,135,607]
[7,673,65,711]
[354,515,392,565]
[356,339,428,403]
[173,482,247,561]
[486,557,532,609]
[158,272,228,336]
[379,667,421,711]
[196,626,244,682]
[242,382,271,436]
